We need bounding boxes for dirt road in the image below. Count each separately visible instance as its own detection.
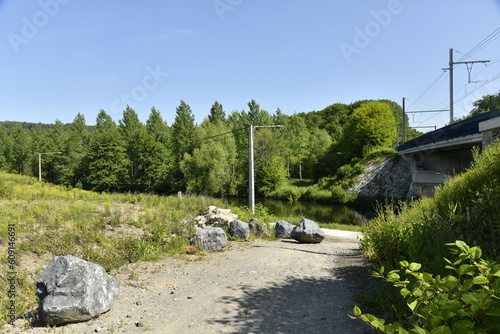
[4,230,372,334]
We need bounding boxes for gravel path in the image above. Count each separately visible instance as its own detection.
[3,230,372,334]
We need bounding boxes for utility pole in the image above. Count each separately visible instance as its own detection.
[248,124,283,213]
[445,48,490,124]
[449,48,454,125]
[39,152,63,181]
[402,97,406,144]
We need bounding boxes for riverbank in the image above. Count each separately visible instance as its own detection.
[256,154,411,208]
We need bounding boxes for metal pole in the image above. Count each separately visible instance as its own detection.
[248,125,255,213]
[449,48,454,125]
[402,97,406,143]
[248,125,283,213]
[38,154,42,181]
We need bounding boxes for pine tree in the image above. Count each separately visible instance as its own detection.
[9,124,32,175]
[0,125,10,171]
[208,101,226,125]
[171,101,196,162]
[136,108,173,193]
[60,113,90,187]
[86,110,130,192]
[119,106,146,190]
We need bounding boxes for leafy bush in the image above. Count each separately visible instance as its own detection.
[267,184,305,202]
[364,147,397,161]
[352,241,500,333]
[361,141,500,273]
[331,186,357,204]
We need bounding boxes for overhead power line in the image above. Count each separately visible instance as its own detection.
[457,26,500,61]
[191,126,246,145]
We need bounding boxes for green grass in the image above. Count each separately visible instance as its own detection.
[359,142,500,328]
[0,172,234,324]
[0,171,366,324]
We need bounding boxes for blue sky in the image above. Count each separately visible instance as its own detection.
[1,0,500,130]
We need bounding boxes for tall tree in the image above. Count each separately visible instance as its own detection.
[42,120,66,183]
[171,100,196,162]
[60,113,90,187]
[136,108,173,193]
[180,122,239,196]
[279,114,310,179]
[9,124,32,175]
[341,101,397,158]
[247,99,272,126]
[0,125,10,171]
[171,100,196,190]
[146,106,170,146]
[254,128,286,194]
[469,93,500,117]
[119,106,146,189]
[208,101,226,125]
[86,110,129,192]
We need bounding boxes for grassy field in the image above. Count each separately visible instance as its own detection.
[0,172,360,324]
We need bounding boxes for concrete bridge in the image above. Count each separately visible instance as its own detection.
[397,111,500,197]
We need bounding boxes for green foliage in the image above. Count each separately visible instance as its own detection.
[341,101,397,159]
[352,241,500,333]
[331,186,357,204]
[171,100,196,163]
[0,98,406,199]
[257,155,288,195]
[208,101,226,125]
[86,110,130,192]
[468,92,500,118]
[361,141,500,273]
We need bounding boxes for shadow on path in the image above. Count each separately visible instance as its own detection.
[208,256,375,334]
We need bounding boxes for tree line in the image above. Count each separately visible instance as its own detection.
[0,99,412,196]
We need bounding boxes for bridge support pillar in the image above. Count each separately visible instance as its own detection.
[479,117,500,148]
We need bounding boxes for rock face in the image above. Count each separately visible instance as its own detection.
[290,219,325,244]
[194,206,238,229]
[349,156,411,199]
[229,220,250,241]
[275,220,295,239]
[36,255,120,325]
[190,227,228,251]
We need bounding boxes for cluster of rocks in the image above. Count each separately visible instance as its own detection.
[190,217,270,251]
[31,208,325,327]
[194,206,238,229]
[190,207,326,251]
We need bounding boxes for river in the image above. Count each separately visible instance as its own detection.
[224,197,375,226]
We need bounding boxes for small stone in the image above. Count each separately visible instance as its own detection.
[13,319,27,328]
[136,300,142,306]
[135,322,144,327]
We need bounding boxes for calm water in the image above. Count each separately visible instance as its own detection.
[224,197,374,226]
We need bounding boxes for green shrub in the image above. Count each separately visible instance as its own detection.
[361,141,500,273]
[331,186,357,204]
[352,241,500,333]
[364,147,397,161]
[303,186,332,203]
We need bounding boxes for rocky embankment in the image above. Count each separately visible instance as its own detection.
[350,156,411,199]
